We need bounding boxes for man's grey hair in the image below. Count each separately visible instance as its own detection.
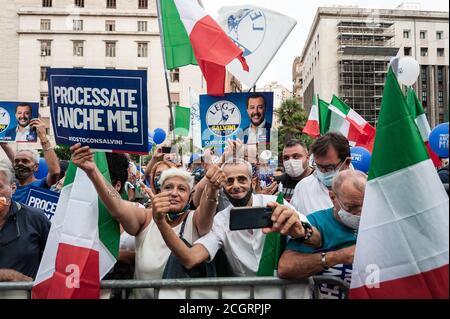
[17,149,40,164]
[221,158,253,178]
[0,162,15,184]
[332,170,367,195]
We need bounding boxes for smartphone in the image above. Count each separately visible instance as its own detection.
[162,146,172,154]
[229,207,273,231]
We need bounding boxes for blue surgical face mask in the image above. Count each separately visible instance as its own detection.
[314,169,337,188]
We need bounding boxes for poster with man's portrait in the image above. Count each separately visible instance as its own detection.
[200,92,274,149]
[0,101,39,143]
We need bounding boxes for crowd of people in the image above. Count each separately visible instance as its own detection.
[0,125,448,299]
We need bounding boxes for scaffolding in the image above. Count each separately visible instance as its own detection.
[337,20,399,125]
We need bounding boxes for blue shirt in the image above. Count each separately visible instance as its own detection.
[287,207,357,299]
[13,178,49,205]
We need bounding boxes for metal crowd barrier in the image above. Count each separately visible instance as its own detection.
[0,276,349,299]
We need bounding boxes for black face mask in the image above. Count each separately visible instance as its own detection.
[14,164,33,180]
[225,186,253,207]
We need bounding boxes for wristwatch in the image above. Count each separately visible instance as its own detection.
[295,221,313,243]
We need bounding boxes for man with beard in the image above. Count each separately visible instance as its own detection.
[2,103,37,142]
[153,158,321,277]
[242,93,271,145]
[6,118,60,204]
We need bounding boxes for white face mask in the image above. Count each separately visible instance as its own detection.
[337,209,360,230]
[284,159,305,178]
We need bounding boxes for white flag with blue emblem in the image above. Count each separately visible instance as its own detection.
[218,6,297,88]
[189,87,202,150]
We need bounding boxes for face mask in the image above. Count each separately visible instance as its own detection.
[225,186,253,207]
[284,159,305,178]
[167,202,190,222]
[314,169,337,188]
[14,164,34,180]
[337,209,360,230]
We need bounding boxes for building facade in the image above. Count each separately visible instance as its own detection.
[298,6,449,127]
[292,56,303,105]
[258,81,293,127]
[0,0,206,154]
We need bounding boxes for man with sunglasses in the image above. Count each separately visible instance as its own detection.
[291,132,352,216]
[278,170,367,299]
[0,163,50,282]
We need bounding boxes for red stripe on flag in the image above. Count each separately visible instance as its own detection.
[350,264,449,299]
[32,243,100,299]
[425,142,441,168]
[303,120,320,138]
[189,15,248,96]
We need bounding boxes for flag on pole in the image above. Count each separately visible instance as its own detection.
[174,105,191,137]
[217,5,296,88]
[32,153,119,299]
[406,88,441,167]
[328,95,376,151]
[350,68,449,299]
[157,0,249,96]
[257,184,286,276]
[189,87,202,149]
[303,95,321,138]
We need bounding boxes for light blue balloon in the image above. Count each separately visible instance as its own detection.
[153,128,166,145]
[429,122,449,158]
[350,147,371,174]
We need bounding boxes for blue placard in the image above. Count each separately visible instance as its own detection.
[25,186,60,221]
[200,92,274,149]
[48,68,149,154]
[0,101,39,143]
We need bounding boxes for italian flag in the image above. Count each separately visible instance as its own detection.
[328,95,376,152]
[32,153,119,299]
[350,68,449,299]
[157,0,249,96]
[257,190,286,276]
[406,88,441,168]
[303,95,320,138]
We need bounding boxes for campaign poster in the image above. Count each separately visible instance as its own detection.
[0,101,39,143]
[25,186,60,221]
[200,92,274,149]
[48,68,149,154]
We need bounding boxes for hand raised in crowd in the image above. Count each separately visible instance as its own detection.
[70,143,96,174]
[30,118,47,139]
[205,165,226,191]
[255,180,278,195]
[221,139,244,162]
[263,202,305,238]
[151,191,172,224]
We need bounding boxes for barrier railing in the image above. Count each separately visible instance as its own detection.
[0,276,349,299]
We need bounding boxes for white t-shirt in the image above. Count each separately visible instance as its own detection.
[290,174,333,216]
[195,194,308,277]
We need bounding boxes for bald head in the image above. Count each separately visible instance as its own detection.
[332,170,367,196]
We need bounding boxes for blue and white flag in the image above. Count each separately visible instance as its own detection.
[218,5,297,88]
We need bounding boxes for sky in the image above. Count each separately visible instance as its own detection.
[202,0,449,90]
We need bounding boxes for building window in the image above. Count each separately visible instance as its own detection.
[75,0,84,8]
[420,31,426,39]
[437,67,444,82]
[138,21,148,32]
[170,68,180,83]
[421,66,427,82]
[438,91,444,107]
[105,41,116,57]
[138,0,148,9]
[403,30,410,39]
[106,0,116,8]
[40,19,51,31]
[439,114,444,123]
[73,41,84,57]
[40,93,48,108]
[437,48,445,57]
[436,31,443,40]
[420,47,428,56]
[404,47,411,56]
[137,42,148,57]
[40,40,51,56]
[105,20,116,32]
[73,19,83,31]
[40,66,49,81]
[42,0,52,7]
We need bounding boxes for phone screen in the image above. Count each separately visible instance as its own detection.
[162,146,172,154]
[229,207,273,231]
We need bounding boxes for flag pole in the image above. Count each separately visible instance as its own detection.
[156,0,176,141]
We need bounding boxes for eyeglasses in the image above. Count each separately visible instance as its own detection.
[313,159,345,173]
